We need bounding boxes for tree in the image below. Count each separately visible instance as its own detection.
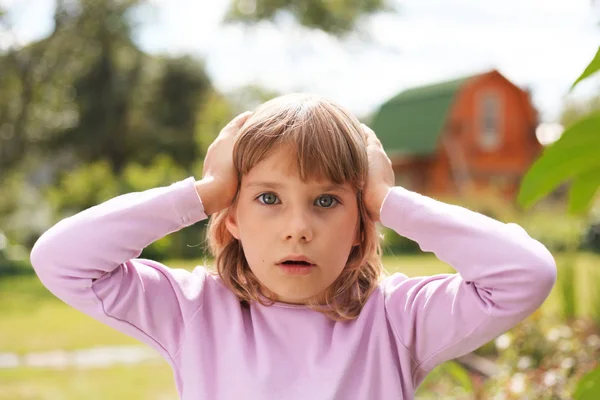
[0,0,79,174]
[37,0,214,173]
[225,0,394,37]
[146,56,212,169]
[48,0,147,173]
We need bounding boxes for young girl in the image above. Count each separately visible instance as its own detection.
[31,93,556,399]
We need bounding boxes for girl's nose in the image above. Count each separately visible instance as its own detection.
[285,210,314,242]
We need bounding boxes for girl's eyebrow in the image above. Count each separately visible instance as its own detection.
[245,181,285,190]
[244,181,351,193]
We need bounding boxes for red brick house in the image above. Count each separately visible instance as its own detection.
[370,70,542,199]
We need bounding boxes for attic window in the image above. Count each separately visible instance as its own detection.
[479,93,501,150]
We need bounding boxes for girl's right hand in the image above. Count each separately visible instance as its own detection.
[196,111,252,215]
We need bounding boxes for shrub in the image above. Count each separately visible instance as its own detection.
[485,316,600,399]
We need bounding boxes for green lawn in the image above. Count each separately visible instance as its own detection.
[0,362,178,400]
[1,252,599,399]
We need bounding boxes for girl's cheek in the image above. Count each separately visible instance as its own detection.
[254,205,280,219]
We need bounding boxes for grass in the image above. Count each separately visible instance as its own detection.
[0,362,177,400]
[1,252,599,399]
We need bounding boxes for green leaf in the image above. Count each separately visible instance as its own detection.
[445,361,474,392]
[568,167,600,214]
[571,47,600,92]
[518,113,600,208]
[575,366,600,399]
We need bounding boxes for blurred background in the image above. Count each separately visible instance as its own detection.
[1,0,600,399]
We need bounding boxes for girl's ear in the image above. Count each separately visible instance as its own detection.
[225,209,241,240]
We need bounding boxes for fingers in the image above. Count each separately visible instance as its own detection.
[361,123,382,147]
[220,111,253,138]
[232,111,253,126]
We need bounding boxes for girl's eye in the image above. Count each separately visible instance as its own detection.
[316,195,339,208]
[258,193,280,205]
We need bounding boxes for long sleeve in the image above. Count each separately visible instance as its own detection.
[379,186,556,382]
[30,177,209,362]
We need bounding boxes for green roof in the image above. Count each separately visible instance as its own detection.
[371,75,473,156]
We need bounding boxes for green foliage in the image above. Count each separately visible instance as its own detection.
[416,361,474,399]
[483,315,600,399]
[574,366,600,399]
[225,0,394,36]
[43,155,205,262]
[120,154,188,192]
[0,232,31,277]
[147,56,212,169]
[518,113,600,212]
[519,209,586,252]
[379,227,421,255]
[45,161,121,218]
[571,47,600,91]
[519,46,600,214]
[557,253,577,321]
[194,90,235,168]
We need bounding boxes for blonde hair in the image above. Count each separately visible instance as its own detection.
[206,93,384,321]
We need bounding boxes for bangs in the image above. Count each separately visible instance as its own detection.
[233,94,368,187]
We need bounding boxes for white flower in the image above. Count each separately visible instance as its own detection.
[509,373,526,394]
[561,358,575,370]
[543,371,559,387]
[495,334,512,350]
[559,341,573,352]
[517,356,532,370]
[559,325,572,339]
[546,328,561,342]
[586,334,600,349]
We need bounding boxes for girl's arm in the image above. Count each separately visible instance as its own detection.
[379,186,556,383]
[30,177,209,361]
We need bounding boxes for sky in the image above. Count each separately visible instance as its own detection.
[1,0,599,123]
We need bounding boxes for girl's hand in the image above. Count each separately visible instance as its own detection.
[196,111,252,215]
[362,123,395,222]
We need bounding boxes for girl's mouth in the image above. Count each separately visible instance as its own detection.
[278,261,315,275]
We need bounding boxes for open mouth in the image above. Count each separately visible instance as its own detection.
[280,260,313,266]
[278,260,316,275]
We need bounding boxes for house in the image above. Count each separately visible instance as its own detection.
[370,70,542,199]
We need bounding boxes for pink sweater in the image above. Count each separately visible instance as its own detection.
[30,177,556,399]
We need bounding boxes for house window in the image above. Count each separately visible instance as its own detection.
[480,93,501,150]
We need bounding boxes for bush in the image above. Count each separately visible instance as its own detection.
[520,210,586,253]
[0,232,32,277]
[484,316,600,399]
[582,221,600,254]
[379,226,421,255]
[44,156,210,263]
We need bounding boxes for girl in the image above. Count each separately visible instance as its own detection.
[31,93,556,399]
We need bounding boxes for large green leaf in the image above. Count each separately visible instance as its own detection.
[518,113,600,209]
[571,47,600,91]
[568,167,600,214]
[574,366,600,399]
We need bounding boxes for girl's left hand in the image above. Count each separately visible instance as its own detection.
[361,124,395,222]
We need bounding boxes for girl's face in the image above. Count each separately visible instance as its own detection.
[225,146,361,305]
